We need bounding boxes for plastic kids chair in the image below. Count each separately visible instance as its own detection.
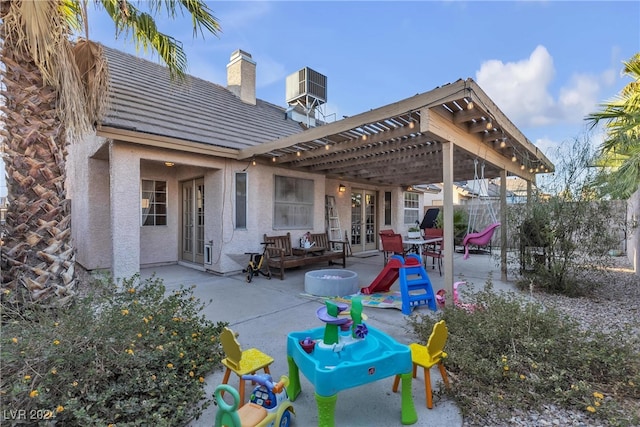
[220,327,274,406]
[392,320,450,409]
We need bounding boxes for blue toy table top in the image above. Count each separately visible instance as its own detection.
[287,325,412,396]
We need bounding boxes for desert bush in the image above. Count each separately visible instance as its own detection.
[507,134,620,296]
[0,274,228,426]
[407,280,640,426]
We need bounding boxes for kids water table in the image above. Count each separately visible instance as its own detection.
[286,324,417,427]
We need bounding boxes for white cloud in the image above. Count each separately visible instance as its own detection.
[601,67,617,87]
[557,74,600,122]
[255,55,287,88]
[477,45,556,127]
[216,2,272,33]
[476,45,606,129]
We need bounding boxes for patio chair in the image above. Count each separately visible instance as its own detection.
[392,320,450,409]
[220,327,274,407]
[379,232,408,265]
[423,227,443,250]
[423,229,444,276]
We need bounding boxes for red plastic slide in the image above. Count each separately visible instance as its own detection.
[360,255,420,294]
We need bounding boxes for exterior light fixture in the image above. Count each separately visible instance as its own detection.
[325,143,330,150]
[272,156,276,162]
[409,121,415,129]
[296,151,301,157]
[252,159,257,166]
[520,164,525,170]
[466,100,474,110]
[485,119,493,130]
[164,162,175,167]
[499,138,506,148]
[338,184,346,193]
[511,154,517,162]
[362,134,368,141]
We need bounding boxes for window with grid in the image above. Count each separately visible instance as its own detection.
[141,180,167,226]
[403,192,420,225]
[273,175,314,229]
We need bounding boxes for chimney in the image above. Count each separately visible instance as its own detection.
[226,49,256,105]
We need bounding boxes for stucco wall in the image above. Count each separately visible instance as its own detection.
[72,138,410,277]
[110,143,141,281]
[207,162,328,274]
[68,135,112,271]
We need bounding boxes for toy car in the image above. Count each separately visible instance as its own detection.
[214,374,294,427]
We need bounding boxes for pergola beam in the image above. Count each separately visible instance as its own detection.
[238,79,470,159]
[420,107,535,181]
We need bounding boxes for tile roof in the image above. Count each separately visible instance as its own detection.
[100,46,304,150]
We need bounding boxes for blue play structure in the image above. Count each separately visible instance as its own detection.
[394,254,438,315]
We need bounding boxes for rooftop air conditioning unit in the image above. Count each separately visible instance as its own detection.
[286,67,327,107]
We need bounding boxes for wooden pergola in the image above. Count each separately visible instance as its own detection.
[239,78,554,299]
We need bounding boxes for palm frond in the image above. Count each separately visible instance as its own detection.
[72,39,110,124]
[142,1,221,37]
[60,0,83,33]
[98,0,185,80]
[585,54,640,198]
[177,0,222,38]
[97,0,219,80]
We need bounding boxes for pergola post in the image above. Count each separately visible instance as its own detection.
[500,169,507,281]
[442,141,454,305]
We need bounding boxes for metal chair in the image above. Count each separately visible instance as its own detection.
[423,229,444,276]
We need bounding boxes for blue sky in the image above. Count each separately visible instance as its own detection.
[85,0,638,163]
[1,1,634,197]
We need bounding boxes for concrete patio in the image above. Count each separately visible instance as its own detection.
[141,248,516,427]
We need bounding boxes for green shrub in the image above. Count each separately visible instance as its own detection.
[407,280,640,426]
[1,274,228,426]
[435,208,468,246]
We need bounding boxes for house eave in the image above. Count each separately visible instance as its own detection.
[96,126,239,159]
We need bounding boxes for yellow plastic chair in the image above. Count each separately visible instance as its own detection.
[392,320,450,409]
[220,327,274,406]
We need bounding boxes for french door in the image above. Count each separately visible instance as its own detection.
[350,189,377,253]
[181,178,205,264]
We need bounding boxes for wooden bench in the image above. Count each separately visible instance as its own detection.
[263,232,347,280]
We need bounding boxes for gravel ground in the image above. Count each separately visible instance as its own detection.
[463,256,640,427]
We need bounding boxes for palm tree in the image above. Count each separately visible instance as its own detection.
[0,0,220,305]
[587,54,640,199]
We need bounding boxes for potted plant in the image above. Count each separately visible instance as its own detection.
[407,226,421,239]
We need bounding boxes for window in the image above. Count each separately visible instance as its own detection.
[235,172,247,229]
[403,192,420,225]
[384,191,392,225]
[141,180,167,226]
[273,175,313,229]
